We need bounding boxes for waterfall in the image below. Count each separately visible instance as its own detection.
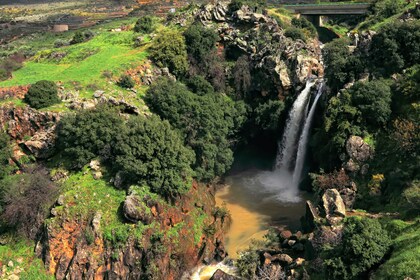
[292,82,324,187]
[276,80,315,170]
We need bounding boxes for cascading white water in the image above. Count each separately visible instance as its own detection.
[276,80,316,170]
[256,80,316,202]
[292,82,324,187]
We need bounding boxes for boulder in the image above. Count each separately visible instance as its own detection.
[322,189,346,225]
[123,195,153,224]
[305,200,319,230]
[89,160,101,171]
[279,229,292,241]
[210,269,239,280]
[23,128,56,159]
[346,136,373,163]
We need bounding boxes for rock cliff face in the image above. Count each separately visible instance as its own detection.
[37,182,228,280]
[196,2,323,97]
[0,104,60,159]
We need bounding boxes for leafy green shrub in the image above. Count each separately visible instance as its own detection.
[54,39,69,48]
[254,99,285,132]
[322,38,363,90]
[236,250,260,279]
[134,16,154,33]
[348,80,392,127]
[284,27,307,41]
[24,80,60,109]
[70,30,94,45]
[292,17,317,37]
[370,21,420,76]
[117,74,135,88]
[56,105,124,169]
[150,29,188,77]
[184,23,218,62]
[114,115,194,198]
[323,217,391,280]
[186,75,215,96]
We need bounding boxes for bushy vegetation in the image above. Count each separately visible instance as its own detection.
[57,106,124,169]
[291,17,317,37]
[284,27,307,42]
[0,169,58,239]
[24,80,60,109]
[71,30,95,45]
[113,115,194,198]
[57,105,194,198]
[145,78,246,181]
[322,217,391,280]
[117,74,135,88]
[150,29,188,77]
[134,16,154,34]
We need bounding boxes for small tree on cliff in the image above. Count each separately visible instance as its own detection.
[134,16,154,34]
[24,80,60,109]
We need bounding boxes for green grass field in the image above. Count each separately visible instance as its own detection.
[0,30,148,88]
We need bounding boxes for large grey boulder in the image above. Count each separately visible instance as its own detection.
[322,189,346,225]
[123,194,153,224]
[346,135,373,163]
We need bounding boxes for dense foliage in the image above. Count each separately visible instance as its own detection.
[150,29,188,77]
[323,217,391,280]
[113,115,194,198]
[145,78,246,181]
[57,106,195,198]
[134,16,154,33]
[24,80,60,109]
[57,106,124,169]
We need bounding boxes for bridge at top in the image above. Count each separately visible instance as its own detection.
[283,3,371,15]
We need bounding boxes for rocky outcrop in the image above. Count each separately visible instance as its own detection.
[322,189,346,225]
[194,2,322,97]
[0,105,59,141]
[344,135,373,174]
[123,194,154,224]
[0,105,60,159]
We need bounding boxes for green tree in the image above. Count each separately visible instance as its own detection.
[114,115,194,198]
[150,29,188,77]
[184,23,218,62]
[233,55,252,99]
[291,17,317,37]
[254,99,285,132]
[134,16,154,33]
[186,75,215,96]
[145,78,246,181]
[284,27,306,42]
[349,80,392,127]
[24,80,60,109]
[56,105,124,169]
